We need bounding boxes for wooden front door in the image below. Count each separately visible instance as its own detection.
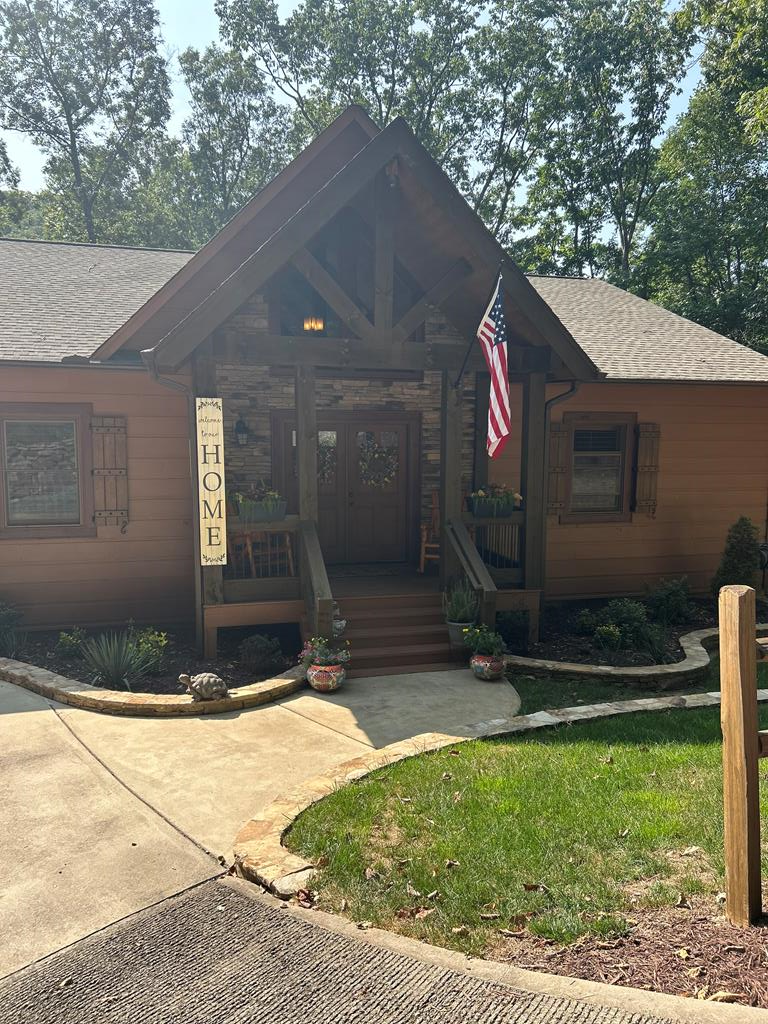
[274,412,419,565]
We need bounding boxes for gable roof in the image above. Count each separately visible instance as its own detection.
[0,237,191,364]
[93,107,600,381]
[531,276,768,383]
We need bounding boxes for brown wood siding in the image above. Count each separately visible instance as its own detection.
[0,366,194,628]
[491,382,768,599]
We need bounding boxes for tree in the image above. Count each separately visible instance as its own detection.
[711,516,761,595]
[542,0,691,284]
[639,85,768,353]
[0,0,171,242]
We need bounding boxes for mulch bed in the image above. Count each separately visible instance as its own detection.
[20,623,302,695]
[491,893,768,1007]
[522,599,718,668]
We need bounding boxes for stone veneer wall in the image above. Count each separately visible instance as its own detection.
[215,296,476,525]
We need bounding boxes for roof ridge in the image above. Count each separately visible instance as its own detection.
[0,235,196,255]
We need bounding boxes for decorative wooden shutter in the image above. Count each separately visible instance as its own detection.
[634,422,660,516]
[90,416,128,528]
[547,424,569,515]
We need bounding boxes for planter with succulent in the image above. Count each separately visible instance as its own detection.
[299,636,351,692]
[443,578,478,650]
[231,479,287,523]
[466,483,522,518]
[462,624,506,680]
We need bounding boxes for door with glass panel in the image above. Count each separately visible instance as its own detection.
[275,412,418,565]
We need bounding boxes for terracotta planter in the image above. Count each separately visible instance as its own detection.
[306,663,346,692]
[469,653,505,681]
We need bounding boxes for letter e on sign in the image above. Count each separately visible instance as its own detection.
[195,397,227,566]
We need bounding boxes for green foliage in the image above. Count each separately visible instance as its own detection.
[0,601,23,657]
[443,579,478,623]
[462,624,505,655]
[593,623,622,650]
[299,636,351,667]
[238,633,285,675]
[711,516,761,594]
[573,608,598,635]
[56,626,87,658]
[80,631,157,691]
[644,577,694,626]
[128,624,169,674]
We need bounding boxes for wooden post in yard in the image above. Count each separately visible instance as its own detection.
[719,584,762,926]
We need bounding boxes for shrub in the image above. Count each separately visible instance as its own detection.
[462,625,505,656]
[129,625,169,674]
[645,578,693,626]
[443,579,478,623]
[0,601,23,658]
[57,627,87,658]
[238,633,285,675]
[602,599,648,631]
[711,516,761,595]
[80,631,157,691]
[496,611,529,654]
[573,609,598,635]
[593,624,622,651]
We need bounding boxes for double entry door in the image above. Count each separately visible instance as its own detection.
[274,411,419,565]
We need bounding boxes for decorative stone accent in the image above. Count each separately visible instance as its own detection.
[0,659,305,717]
[505,624,768,685]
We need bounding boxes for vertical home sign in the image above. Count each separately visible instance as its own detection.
[195,397,227,566]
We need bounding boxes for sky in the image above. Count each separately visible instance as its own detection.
[2,0,701,192]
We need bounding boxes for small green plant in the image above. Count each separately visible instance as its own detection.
[128,624,168,674]
[602,599,648,631]
[462,624,505,656]
[645,577,694,626]
[443,579,478,623]
[57,626,87,658]
[573,608,598,635]
[0,601,23,658]
[711,516,761,595]
[299,636,351,667]
[239,633,285,675]
[593,623,622,650]
[80,631,157,691]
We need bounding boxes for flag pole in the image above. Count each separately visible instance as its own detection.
[452,261,504,389]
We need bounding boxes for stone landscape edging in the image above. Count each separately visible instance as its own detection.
[0,657,305,716]
[234,683,768,898]
[505,623,768,684]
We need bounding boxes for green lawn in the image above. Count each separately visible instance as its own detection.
[511,658,768,715]
[287,703,768,956]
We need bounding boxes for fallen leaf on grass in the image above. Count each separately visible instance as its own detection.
[498,928,526,938]
[445,859,460,869]
[415,907,435,920]
[707,992,746,1003]
[480,912,501,920]
[296,888,315,908]
[523,882,549,894]
[356,921,372,930]
[407,882,421,898]
[448,749,461,756]
[675,893,691,909]
[600,755,614,765]
[452,925,470,935]
[364,867,380,881]
[396,906,435,920]
[617,828,630,839]
[397,796,412,804]
[452,791,462,803]
[715,891,726,905]
[426,890,439,900]
[441,772,453,781]
[681,846,703,857]
[316,855,329,868]
[340,898,348,913]
[396,858,412,869]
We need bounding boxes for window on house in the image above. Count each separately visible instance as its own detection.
[0,406,94,536]
[563,413,635,522]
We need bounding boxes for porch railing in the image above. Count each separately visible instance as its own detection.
[225,516,299,581]
[462,511,524,587]
[298,519,334,637]
[445,518,497,627]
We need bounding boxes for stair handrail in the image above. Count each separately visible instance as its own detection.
[445,518,497,627]
[298,519,334,637]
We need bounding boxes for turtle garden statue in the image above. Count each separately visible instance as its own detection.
[179,672,229,701]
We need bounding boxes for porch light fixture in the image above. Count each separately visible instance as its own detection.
[303,315,324,333]
[234,417,250,446]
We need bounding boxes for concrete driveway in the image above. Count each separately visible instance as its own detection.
[0,669,519,978]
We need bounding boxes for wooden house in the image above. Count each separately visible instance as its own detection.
[1,107,767,672]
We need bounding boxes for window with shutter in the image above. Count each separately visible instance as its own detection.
[560,412,637,523]
[634,423,660,516]
[91,416,128,529]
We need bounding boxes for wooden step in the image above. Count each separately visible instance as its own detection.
[344,622,449,644]
[349,662,462,678]
[337,592,442,611]
[351,642,457,670]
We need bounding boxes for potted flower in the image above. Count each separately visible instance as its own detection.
[443,579,478,650]
[233,479,287,523]
[299,636,351,692]
[467,484,522,518]
[463,624,506,681]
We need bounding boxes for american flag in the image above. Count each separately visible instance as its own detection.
[476,274,510,458]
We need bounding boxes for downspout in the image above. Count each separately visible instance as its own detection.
[141,348,204,650]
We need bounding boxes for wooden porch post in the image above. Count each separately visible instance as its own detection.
[521,371,547,593]
[295,365,318,521]
[192,341,223,654]
[472,372,490,492]
[440,370,463,585]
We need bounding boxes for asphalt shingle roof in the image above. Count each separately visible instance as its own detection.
[1,237,767,383]
[0,238,191,363]
[528,275,768,383]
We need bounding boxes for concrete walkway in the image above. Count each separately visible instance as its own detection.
[0,879,677,1024]
[0,670,520,975]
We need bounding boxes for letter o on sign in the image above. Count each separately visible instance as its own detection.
[202,471,222,491]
